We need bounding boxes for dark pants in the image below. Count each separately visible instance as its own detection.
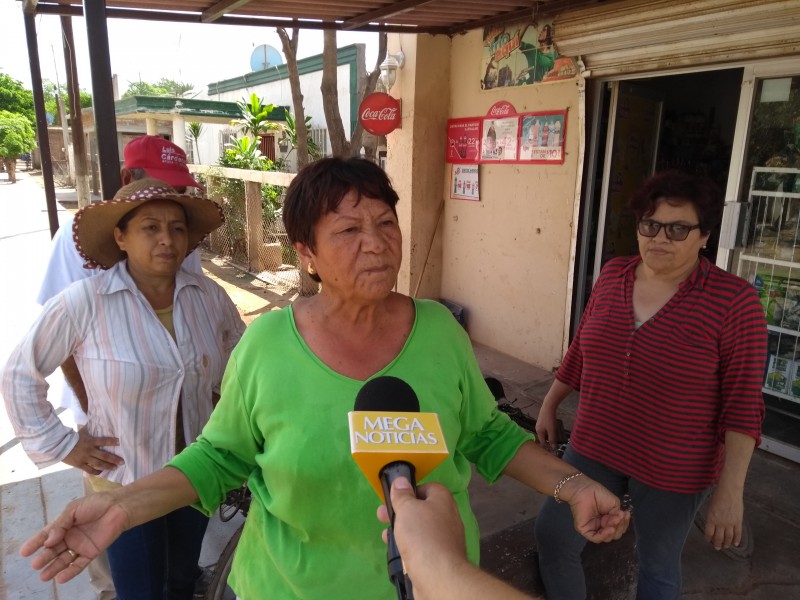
[535,445,709,600]
[106,505,208,600]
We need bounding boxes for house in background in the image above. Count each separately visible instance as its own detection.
[54,96,268,190]
[198,43,371,170]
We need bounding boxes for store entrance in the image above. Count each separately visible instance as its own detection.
[573,68,744,334]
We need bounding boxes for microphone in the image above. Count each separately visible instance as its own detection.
[349,376,449,600]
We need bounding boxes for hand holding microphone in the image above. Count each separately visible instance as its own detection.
[377,478,465,593]
[349,376,449,600]
[378,478,539,600]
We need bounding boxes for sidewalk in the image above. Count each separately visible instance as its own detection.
[2,171,800,599]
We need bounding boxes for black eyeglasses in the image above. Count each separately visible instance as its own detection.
[637,219,701,241]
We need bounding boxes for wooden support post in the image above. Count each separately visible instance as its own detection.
[245,180,263,272]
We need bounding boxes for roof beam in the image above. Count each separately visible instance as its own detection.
[341,0,437,30]
[22,0,38,14]
[452,7,534,34]
[201,0,254,23]
[31,3,449,33]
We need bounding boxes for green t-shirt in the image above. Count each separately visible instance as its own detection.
[169,298,532,599]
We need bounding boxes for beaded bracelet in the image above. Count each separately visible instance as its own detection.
[553,472,584,504]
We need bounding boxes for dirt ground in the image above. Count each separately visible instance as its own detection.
[196,248,297,325]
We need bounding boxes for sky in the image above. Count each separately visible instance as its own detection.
[0,0,380,97]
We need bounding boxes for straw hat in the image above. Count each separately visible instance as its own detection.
[73,178,224,269]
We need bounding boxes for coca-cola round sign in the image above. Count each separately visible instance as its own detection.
[359,93,401,136]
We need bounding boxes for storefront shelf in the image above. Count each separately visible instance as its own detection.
[738,254,800,270]
[760,436,800,463]
[740,167,800,462]
[766,324,800,336]
[762,387,800,403]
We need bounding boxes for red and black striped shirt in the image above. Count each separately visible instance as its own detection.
[557,256,767,493]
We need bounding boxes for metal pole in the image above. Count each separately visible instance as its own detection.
[23,11,60,237]
[62,15,91,207]
[83,0,121,197]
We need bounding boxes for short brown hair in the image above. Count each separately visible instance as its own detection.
[628,170,723,235]
[282,157,399,252]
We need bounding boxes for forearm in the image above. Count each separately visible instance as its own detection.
[109,466,200,529]
[419,561,535,600]
[503,440,582,498]
[540,378,574,414]
[61,356,88,414]
[717,430,757,493]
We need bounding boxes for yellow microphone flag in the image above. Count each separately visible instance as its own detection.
[349,411,449,499]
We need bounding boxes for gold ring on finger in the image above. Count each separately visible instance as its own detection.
[65,549,78,564]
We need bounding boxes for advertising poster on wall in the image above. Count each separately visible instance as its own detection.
[446,118,482,164]
[450,165,480,201]
[481,117,519,161]
[518,111,567,164]
[481,21,578,90]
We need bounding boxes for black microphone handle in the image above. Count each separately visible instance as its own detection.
[380,461,416,600]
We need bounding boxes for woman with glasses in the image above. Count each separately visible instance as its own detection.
[533,171,767,600]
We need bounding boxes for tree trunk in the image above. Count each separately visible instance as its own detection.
[349,33,387,158]
[321,30,350,158]
[321,31,387,158]
[4,158,17,183]
[62,16,91,208]
[277,27,309,170]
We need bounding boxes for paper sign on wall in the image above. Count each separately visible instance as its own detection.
[451,164,479,201]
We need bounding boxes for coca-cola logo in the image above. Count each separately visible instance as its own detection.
[359,93,402,136]
[361,107,399,121]
[486,101,517,118]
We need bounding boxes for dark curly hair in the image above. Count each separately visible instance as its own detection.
[628,170,723,235]
[282,157,399,253]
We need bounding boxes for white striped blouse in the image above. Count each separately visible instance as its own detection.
[2,261,246,485]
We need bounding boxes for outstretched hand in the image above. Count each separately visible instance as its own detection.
[20,492,130,583]
[566,477,631,543]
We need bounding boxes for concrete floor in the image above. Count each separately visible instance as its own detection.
[473,343,800,600]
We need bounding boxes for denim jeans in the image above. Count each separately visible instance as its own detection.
[535,445,709,600]
[106,505,209,600]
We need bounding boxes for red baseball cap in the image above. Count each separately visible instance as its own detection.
[123,135,202,190]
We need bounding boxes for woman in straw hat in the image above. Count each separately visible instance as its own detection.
[2,178,245,599]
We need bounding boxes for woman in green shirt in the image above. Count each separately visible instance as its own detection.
[19,158,629,600]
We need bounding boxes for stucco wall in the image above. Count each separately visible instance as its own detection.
[387,34,451,301]
[442,29,581,370]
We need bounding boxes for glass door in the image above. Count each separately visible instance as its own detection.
[592,82,663,281]
[731,70,800,462]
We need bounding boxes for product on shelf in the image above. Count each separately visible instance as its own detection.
[765,354,792,393]
[753,272,788,326]
[789,362,800,398]
[782,283,800,330]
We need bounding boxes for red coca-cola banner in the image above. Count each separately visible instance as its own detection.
[446,118,482,164]
[446,104,568,165]
[358,93,402,136]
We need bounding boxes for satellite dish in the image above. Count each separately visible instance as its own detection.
[250,44,284,72]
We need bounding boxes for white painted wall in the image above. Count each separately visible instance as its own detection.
[194,61,358,166]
